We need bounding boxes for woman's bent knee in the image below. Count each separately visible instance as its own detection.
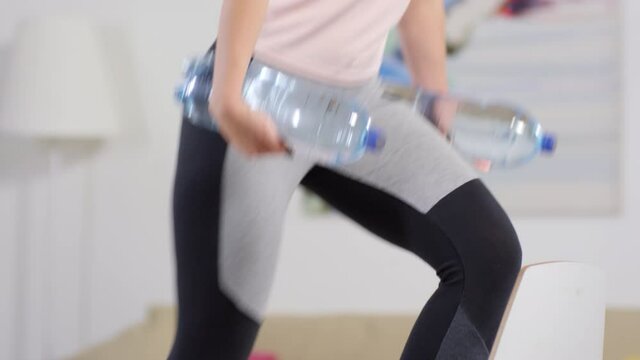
[426,179,522,289]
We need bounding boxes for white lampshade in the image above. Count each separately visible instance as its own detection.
[0,15,119,139]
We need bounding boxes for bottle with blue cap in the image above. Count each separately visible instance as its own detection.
[175,51,384,165]
[382,84,556,171]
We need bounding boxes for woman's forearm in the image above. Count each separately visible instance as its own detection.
[397,0,448,93]
[211,0,270,109]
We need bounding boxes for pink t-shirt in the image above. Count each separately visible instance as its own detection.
[254,0,411,86]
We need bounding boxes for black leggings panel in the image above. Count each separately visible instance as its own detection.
[300,166,522,359]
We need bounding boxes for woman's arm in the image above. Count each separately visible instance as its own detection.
[211,0,269,107]
[209,0,287,156]
[398,0,461,137]
[397,0,449,94]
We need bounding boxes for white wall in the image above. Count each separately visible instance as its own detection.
[0,0,638,359]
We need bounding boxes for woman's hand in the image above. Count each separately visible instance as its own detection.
[431,97,492,173]
[431,96,457,136]
[209,97,289,157]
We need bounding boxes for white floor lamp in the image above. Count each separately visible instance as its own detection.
[0,15,119,359]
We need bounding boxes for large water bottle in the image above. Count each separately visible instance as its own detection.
[175,51,384,164]
[382,84,556,170]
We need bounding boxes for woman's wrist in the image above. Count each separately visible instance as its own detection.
[413,66,449,95]
[209,94,247,122]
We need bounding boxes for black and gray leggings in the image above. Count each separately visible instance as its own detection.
[168,67,522,359]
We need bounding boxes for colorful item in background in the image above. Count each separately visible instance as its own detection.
[249,353,278,360]
[444,0,465,12]
[444,0,509,53]
[500,0,552,16]
[380,0,509,85]
[378,48,411,86]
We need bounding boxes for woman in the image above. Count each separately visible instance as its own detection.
[169,0,522,359]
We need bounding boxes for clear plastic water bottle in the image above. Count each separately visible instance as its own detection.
[383,84,556,170]
[175,51,384,164]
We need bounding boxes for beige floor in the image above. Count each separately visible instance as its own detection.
[70,306,640,360]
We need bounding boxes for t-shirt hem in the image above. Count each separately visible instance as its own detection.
[253,48,380,88]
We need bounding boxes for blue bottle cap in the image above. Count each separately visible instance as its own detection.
[541,133,556,153]
[365,128,386,151]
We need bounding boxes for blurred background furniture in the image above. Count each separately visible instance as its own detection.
[0,15,119,359]
[491,262,606,359]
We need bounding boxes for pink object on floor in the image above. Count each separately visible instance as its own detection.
[249,353,277,360]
